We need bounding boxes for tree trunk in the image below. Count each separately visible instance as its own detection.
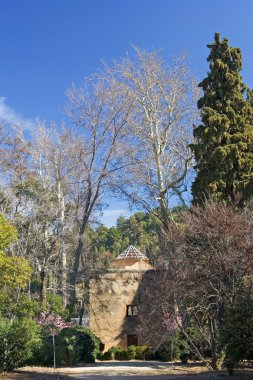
[57,177,67,306]
[52,334,56,368]
[160,197,170,230]
[209,316,221,370]
[79,306,84,326]
[69,236,85,306]
[68,176,100,308]
[40,268,47,305]
[60,249,67,306]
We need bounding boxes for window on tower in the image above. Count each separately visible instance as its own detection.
[126,305,138,317]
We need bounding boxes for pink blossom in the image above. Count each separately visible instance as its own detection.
[36,312,70,336]
[162,309,183,333]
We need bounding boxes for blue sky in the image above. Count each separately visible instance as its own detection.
[0,0,253,225]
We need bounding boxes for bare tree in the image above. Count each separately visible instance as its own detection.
[65,78,133,303]
[30,121,82,305]
[161,200,253,369]
[102,47,199,228]
[0,126,50,302]
[0,126,32,217]
[0,122,81,305]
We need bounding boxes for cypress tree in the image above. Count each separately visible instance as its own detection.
[191,33,253,205]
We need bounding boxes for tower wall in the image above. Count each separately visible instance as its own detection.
[89,269,153,351]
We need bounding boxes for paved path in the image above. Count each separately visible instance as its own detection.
[14,361,209,379]
[65,361,187,378]
[13,361,253,379]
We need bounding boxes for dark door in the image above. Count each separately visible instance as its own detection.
[127,334,138,346]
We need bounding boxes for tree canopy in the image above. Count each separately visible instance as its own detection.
[191,33,253,205]
[89,211,161,260]
[0,213,31,289]
[0,213,17,252]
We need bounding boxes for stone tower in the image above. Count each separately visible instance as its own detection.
[88,245,153,350]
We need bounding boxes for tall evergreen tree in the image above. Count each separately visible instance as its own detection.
[191,33,253,205]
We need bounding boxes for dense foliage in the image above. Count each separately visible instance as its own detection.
[90,211,161,260]
[0,213,17,251]
[223,289,253,374]
[0,214,31,289]
[191,33,253,205]
[34,327,103,365]
[99,345,150,361]
[0,317,41,372]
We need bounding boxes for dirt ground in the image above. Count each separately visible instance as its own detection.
[1,361,253,380]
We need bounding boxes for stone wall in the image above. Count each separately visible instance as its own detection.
[89,269,153,350]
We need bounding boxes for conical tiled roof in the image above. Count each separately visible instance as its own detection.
[116,245,148,260]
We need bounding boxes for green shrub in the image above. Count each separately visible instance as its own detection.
[135,345,150,360]
[31,333,53,365]
[99,346,117,361]
[222,291,253,374]
[180,353,189,363]
[33,326,103,366]
[154,333,183,362]
[58,327,102,364]
[154,344,172,362]
[43,294,69,319]
[0,317,42,372]
[114,348,128,360]
[127,345,136,359]
[183,327,208,360]
[153,328,203,363]
[96,351,105,360]
[101,350,113,360]
[102,345,150,361]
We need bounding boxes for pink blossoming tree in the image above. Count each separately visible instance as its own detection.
[37,312,70,368]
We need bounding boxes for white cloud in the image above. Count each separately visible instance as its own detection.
[101,208,132,227]
[0,97,34,130]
